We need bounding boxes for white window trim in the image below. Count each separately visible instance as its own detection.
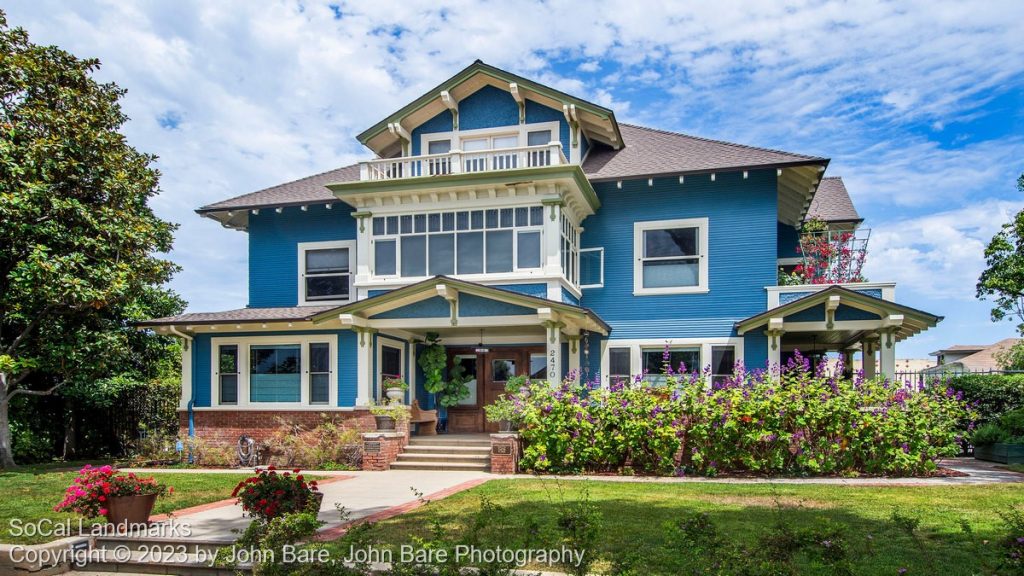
[369,206,545,281]
[417,121,562,158]
[599,337,743,388]
[376,336,406,401]
[298,240,357,306]
[211,334,339,409]
[579,247,604,289]
[633,217,709,296]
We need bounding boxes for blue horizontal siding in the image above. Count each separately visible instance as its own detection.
[460,293,535,317]
[744,330,769,371]
[249,205,357,307]
[561,287,580,305]
[580,170,777,340]
[410,85,571,159]
[778,222,800,259]
[372,296,450,319]
[493,283,547,298]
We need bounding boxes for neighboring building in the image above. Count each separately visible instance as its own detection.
[890,358,934,374]
[923,338,1021,375]
[140,61,942,438]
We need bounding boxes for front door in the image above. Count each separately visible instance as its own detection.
[445,347,546,433]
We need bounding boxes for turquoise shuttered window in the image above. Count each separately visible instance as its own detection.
[250,344,301,403]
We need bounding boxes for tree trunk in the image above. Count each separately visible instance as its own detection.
[0,387,16,469]
[62,397,76,460]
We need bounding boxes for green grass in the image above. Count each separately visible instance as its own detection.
[0,464,251,544]
[1005,464,1024,474]
[364,479,1024,575]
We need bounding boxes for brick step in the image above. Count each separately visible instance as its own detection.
[389,460,490,472]
[403,444,492,455]
[395,452,491,464]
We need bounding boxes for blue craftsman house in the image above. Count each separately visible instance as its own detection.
[142,61,940,439]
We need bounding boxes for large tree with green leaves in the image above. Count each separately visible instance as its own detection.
[0,13,183,467]
[977,173,1024,335]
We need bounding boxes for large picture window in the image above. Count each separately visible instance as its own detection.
[211,336,337,407]
[299,241,356,305]
[371,207,544,279]
[633,218,709,295]
[642,347,700,386]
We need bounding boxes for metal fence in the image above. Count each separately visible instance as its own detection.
[893,368,1024,390]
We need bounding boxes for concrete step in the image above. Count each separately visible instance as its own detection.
[93,536,230,555]
[395,452,491,464]
[408,435,491,447]
[403,444,492,455]
[389,460,490,472]
[80,549,246,575]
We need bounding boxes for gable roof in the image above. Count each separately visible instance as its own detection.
[581,123,827,181]
[198,164,359,213]
[735,285,942,342]
[806,177,861,223]
[925,338,1021,372]
[358,60,624,157]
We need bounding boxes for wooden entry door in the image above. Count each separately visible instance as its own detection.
[445,346,546,433]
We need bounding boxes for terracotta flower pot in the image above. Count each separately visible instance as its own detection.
[105,493,158,529]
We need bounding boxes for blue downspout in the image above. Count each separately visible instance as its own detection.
[187,399,195,464]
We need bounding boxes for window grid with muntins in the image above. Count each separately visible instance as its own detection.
[560,212,581,287]
[370,206,545,278]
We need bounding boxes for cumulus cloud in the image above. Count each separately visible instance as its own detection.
[4,0,1023,356]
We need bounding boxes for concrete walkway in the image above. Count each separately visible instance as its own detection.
[122,469,490,543]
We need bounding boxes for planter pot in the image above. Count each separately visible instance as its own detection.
[105,493,158,529]
[518,386,531,398]
[305,491,325,512]
[498,420,513,433]
[374,415,396,431]
[974,443,1024,464]
[385,388,405,402]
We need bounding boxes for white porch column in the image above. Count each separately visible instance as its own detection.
[542,199,563,276]
[353,212,373,284]
[544,321,563,385]
[355,328,375,406]
[862,340,877,379]
[567,335,581,381]
[766,318,784,378]
[879,332,896,381]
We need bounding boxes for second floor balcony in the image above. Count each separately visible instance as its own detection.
[359,142,568,182]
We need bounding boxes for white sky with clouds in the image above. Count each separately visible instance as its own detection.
[5,0,1024,358]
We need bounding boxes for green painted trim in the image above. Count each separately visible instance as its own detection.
[310,275,611,334]
[327,165,600,211]
[356,61,621,149]
[735,286,942,334]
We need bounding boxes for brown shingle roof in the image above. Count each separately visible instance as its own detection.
[806,177,861,223]
[197,164,360,212]
[939,338,1022,371]
[138,306,336,326]
[581,123,826,181]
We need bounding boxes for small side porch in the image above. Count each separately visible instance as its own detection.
[311,276,609,433]
[737,285,942,379]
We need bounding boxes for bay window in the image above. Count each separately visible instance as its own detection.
[633,218,709,295]
[371,206,544,279]
[298,240,356,305]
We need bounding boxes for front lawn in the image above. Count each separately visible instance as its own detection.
[365,479,1024,574]
[0,464,251,544]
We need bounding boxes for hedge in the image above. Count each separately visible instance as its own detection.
[946,373,1024,425]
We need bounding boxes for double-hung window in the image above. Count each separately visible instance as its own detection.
[710,346,736,386]
[608,347,631,384]
[299,240,356,305]
[634,218,709,295]
[371,207,544,279]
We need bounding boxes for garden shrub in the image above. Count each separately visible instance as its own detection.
[265,415,363,470]
[946,373,1024,425]
[186,436,236,467]
[971,408,1024,446]
[516,352,974,476]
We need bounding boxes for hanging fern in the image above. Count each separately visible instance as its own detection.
[418,332,447,394]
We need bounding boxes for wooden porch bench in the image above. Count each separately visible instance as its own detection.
[409,400,438,436]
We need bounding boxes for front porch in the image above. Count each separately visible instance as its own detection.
[310,275,610,432]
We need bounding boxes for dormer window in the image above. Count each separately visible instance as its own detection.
[298,240,356,305]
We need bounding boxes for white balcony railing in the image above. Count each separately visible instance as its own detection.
[359,142,567,181]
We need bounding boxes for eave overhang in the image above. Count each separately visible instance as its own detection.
[310,275,611,336]
[358,60,623,158]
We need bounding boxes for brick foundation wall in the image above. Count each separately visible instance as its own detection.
[179,409,376,450]
[490,433,521,474]
[360,431,409,471]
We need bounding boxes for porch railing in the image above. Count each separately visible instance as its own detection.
[359,142,567,181]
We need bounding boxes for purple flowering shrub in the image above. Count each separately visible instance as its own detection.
[516,352,974,476]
